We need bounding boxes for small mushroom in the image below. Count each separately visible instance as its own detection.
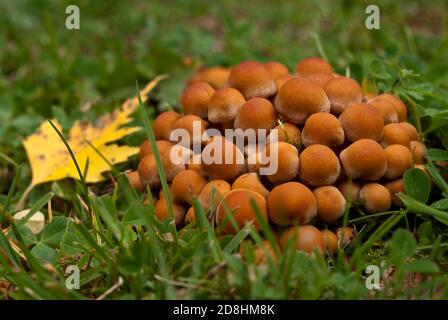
[198,179,232,211]
[170,170,208,205]
[280,225,324,254]
[380,123,412,148]
[152,111,182,141]
[301,112,345,147]
[367,97,398,124]
[274,77,330,125]
[154,198,186,227]
[268,182,317,226]
[339,103,384,142]
[181,82,215,119]
[139,140,173,159]
[323,76,363,115]
[127,170,145,193]
[295,57,333,76]
[232,172,270,198]
[208,88,246,124]
[264,61,289,79]
[299,144,341,187]
[227,61,277,99]
[313,186,346,223]
[321,229,339,254]
[339,139,387,180]
[261,142,300,184]
[359,183,392,213]
[384,144,412,179]
[410,140,426,164]
[234,97,277,131]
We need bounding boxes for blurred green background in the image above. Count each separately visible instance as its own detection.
[0,0,447,194]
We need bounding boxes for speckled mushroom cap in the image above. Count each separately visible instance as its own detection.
[339,103,384,142]
[339,139,387,180]
[268,182,317,226]
[216,189,268,234]
[323,76,363,115]
[274,77,331,125]
[208,88,246,124]
[299,144,341,187]
[181,82,215,119]
[227,61,277,99]
[301,112,345,147]
[234,97,277,131]
[295,57,333,75]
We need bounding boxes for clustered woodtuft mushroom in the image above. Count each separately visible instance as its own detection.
[127,57,425,255]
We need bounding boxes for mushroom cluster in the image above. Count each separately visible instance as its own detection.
[127,57,425,256]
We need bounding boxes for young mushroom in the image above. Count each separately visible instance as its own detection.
[234,97,277,131]
[359,183,392,213]
[155,198,186,227]
[261,142,300,184]
[172,114,208,147]
[198,179,232,211]
[181,82,215,119]
[337,180,362,203]
[188,67,231,89]
[380,123,411,148]
[295,57,333,76]
[274,77,330,125]
[170,169,208,205]
[152,111,182,141]
[384,144,412,179]
[227,61,277,99]
[232,173,270,198]
[321,229,339,254]
[268,182,317,226]
[323,76,363,115]
[268,122,301,149]
[384,178,404,207]
[201,136,245,181]
[313,186,346,223]
[299,144,341,187]
[375,93,407,122]
[339,139,387,180]
[410,140,426,164]
[339,103,384,142]
[208,88,246,124]
[140,140,173,159]
[367,97,399,124]
[264,61,289,79]
[127,171,145,193]
[216,189,268,234]
[301,112,345,147]
[280,225,324,254]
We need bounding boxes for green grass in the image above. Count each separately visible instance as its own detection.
[1,0,448,299]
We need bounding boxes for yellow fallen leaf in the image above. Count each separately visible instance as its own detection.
[23,75,167,187]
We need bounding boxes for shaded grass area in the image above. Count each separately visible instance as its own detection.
[1,0,448,299]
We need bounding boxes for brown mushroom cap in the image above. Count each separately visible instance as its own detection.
[321,229,339,254]
[232,173,270,198]
[274,75,294,90]
[264,61,289,79]
[313,186,346,223]
[323,76,363,115]
[359,183,392,213]
[377,93,408,122]
[301,112,345,147]
[339,139,387,180]
[268,182,317,226]
[302,72,334,87]
[140,140,173,159]
[208,88,246,124]
[384,178,404,207]
[367,97,398,124]
[153,111,182,141]
[155,198,186,227]
[201,136,245,181]
[295,57,333,75]
[410,140,426,164]
[172,114,208,147]
[269,122,301,149]
[198,179,232,211]
[339,103,384,142]
[399,122,419,141]
[384,144,412,179]
[261,142,300,184]
[127,171,145,193]
[170,170,207,205]
[188,67,231,89]
[216,189,268,234]
[274,77,330,125]
[336,227,355,246]
[181,82,215,119]
[280,225,324,254]
[299,144,341,187]
[380,123,411,148]
[234,97,277,131]
[138,147,186,188]
[337,179,361,202]
[227,61,277,99]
